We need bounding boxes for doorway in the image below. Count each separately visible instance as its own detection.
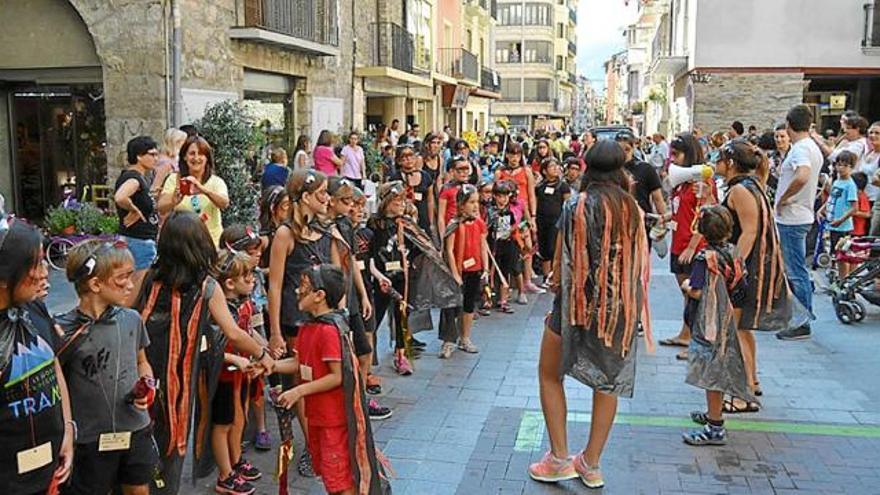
[10,84,106,220]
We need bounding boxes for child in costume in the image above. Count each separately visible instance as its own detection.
[350,189,381,394]
[534,157,571,288]
[487,180,520,313]
[441,184,489,358]
[57,240,157,495]
[437,155,472,237]
[275,265,388,495]
[680,206,751,446]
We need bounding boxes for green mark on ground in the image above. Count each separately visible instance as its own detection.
[514,410,880,452]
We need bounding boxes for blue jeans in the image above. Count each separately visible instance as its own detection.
[777,223,812,315]
[122,236,157,270]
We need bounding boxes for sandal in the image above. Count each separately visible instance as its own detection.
[723,397,759,414]
[498,302,515,314]
[659,337,689,347]
[690,411,709,425]
[753,382,763,397]
[477,308,491,317]
[675,349,689,361]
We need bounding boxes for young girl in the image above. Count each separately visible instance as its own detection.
[368,182,417,375]
[389,145,436,235]
[441,185,489,358]
[0,221,74,494]
[438,155,472,236]
[660,133,717,360]
[266,168,342,477]
[534,157,571,287]
[529,141,652,489]
[496,142,542,295]
[210,250,264,494]
[680,206,751,446]
[350,189,380,393]
[258,186,292,269]
[136,212,273,494]
[488,180,519,313]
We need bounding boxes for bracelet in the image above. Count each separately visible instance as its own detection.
[65,420,78,442]
[258,348,268,361]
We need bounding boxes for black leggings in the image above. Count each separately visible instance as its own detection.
[373,274,406,350]
[461,271,482,313]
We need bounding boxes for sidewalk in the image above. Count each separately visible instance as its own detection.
[45,255,880,494]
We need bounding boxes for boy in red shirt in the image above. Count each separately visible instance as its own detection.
[852,172,872,236]
[275,265,386,494]
[442,184,490,358]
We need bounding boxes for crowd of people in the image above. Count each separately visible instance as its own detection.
[1,102,878,495]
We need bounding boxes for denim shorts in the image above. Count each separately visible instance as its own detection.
[122,236,157,270]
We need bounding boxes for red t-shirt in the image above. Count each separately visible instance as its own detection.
[853,190,871,236]
[220,299,255,382]
[294,321,346,427]
[440,182,461,224]
[670,180,717,255]
[451,218,486,272]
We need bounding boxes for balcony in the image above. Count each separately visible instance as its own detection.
[649,16,686,76]
[356,23,432,86]
[480,66,501,93]
[569,6,577,24]
[437,48,479,83]
[232,0,339,56]
[497,52,552,64]
[568,40,577,55]
[863,1,880,51]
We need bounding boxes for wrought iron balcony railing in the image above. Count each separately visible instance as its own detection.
[436,48,479,82]
[243,0,339,46]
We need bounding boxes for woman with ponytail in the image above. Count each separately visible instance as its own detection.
[528,140,652,490]
[266,168,342,477]
[711,141,809,414]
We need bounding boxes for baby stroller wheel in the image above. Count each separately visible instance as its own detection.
[834,302,854,324]
[851,300,866,322]
[816,252,832,269]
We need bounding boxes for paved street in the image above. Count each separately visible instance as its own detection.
[45,256,880,494]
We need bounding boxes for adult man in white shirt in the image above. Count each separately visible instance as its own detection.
[775,105,822,340]
[649,133,669,171]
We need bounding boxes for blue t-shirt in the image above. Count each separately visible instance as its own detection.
[827,177,857,232]
[261,162,290,189]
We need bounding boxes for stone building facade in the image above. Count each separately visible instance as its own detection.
[690,72,805,132]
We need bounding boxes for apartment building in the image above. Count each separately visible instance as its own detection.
[491,0,578,131]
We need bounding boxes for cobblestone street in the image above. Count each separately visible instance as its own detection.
[43,256,880,495]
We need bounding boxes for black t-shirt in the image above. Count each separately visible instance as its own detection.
[624,159,663,215]
[115,169,159,240]
[0,301,64,493]
[535,179,571,220]
[390,169,433,231]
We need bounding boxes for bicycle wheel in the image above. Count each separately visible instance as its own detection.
[47,238,75,271]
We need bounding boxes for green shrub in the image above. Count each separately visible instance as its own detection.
[45,207,78,235]
[76,203,105,235]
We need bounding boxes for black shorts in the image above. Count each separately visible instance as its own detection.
[349,308,373,357]
[536,219,558,261]
[66,426,158,493]
[462,271,483,313]
[494,239,520,279]
[546,293,562,335]
[212,379,248,426]
[669,254,693,276]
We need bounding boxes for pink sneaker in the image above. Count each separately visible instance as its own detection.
[527,451,577,483]
[393,354,413,375]
[573,453,604,489]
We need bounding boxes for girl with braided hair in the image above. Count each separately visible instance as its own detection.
[528,140,652,489]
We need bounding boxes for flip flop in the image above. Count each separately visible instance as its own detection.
[723,398,759,414]
[675,349,688,361]
[660,337,689,347]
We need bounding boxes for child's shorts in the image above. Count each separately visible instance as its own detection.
[212,379,248,425]
[66,426,158,493]
[308,424,354,493]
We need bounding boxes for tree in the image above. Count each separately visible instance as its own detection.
[196,101,261,228]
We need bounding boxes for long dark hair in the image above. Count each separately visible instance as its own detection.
[0,222,42,301]
[581,140,630,191]
[152,211,217,288]
[294,135,310,154]
[670,132,704,166]
[259,185,289,233]
[178,135,215,182]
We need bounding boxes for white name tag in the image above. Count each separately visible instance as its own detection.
[17,442,52,474]
[200,335,208,352]
[249,312,264,330]
[98,432,132,452]
[413,192,423,201]
[463,258,476,269]
[544,187,555,195]
[356,260,366,271]
[300,364,313,382]
[385,260,402,272]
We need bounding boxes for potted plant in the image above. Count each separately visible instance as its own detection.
[76,203,105,235]
[97,214,119,236]
[45,206,78,236]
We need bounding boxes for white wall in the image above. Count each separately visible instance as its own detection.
[692,0,880,69]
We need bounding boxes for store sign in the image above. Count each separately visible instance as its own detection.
[829,94,847,110]
[450,85,470,109]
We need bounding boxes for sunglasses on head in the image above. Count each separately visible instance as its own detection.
[69,239,129,283]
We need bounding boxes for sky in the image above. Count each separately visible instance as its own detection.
[576,0,637,90]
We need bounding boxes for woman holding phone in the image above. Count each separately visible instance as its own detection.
[159,135,230,246]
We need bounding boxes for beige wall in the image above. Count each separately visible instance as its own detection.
[0,0,101,69]
[692,72,804,133]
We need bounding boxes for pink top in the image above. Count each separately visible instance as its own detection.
[340,145,364,179]
[313,145,338,176]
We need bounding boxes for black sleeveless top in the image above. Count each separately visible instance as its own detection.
[390,169,433,232]
[280,223,333,328]
[722,175,761,245]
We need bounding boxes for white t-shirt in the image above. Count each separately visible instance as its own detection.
[828,137,867,163]
[775,137,823,225]
[650,141,669,170]
[858,151,880,201]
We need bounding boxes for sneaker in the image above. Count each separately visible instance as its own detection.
[516,293,528,305]
[215,473,255,495]
[498,301,514,314]
[393,354,413,375]
[368,399,392,420]
[297,451,316,478]
[366,375,382,395]
[524,282,546,294]
[477,307,491,316]
[233,458,262,481]
[573,454,604,489]
[457,338,479,354]
[527,451,577,483]
[253,431,271,451]
[683,423,727,446]
[438,342,455,359]
[776,324,811,341]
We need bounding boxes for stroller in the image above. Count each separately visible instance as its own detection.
[831,237,880,324]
